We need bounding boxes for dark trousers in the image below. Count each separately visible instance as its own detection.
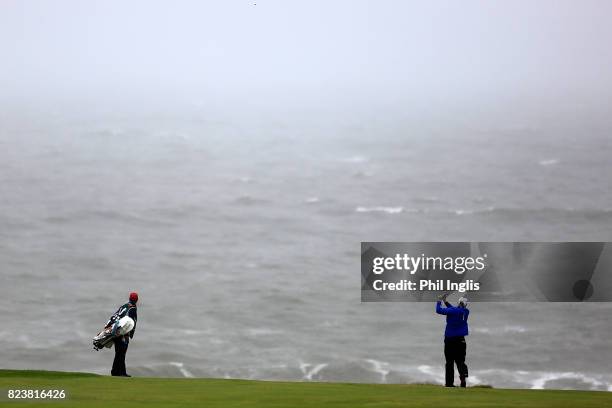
[444,336,468,386]
[111,337,129,376]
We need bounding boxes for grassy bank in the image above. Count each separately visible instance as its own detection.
[0,369,610,407]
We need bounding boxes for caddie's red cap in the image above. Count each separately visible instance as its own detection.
[129,292,139,302]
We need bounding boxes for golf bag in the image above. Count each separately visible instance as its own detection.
[92,304,136,350]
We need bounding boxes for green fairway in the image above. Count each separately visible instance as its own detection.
[0,370,610,408]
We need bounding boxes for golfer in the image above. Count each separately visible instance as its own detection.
[110,292,138,377]
[436,294,469,387]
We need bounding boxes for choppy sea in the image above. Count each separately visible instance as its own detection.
[1,115,611,390]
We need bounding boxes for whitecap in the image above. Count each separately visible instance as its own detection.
[477,368,612,391]
[356,206,403,214]
[299,361,328,380]
[417,364,445,384]
[468,375,483,385]
[473,327,491,334]
[305,197,320,204]
[474,326,526,334]
[530,371,608,390]
[365,359,390,382]
[169,362,194,378]
[538,158,560,166]
[503,325,527,333]
[246,328,282,336]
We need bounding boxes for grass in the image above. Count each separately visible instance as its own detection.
[0,369,610,407]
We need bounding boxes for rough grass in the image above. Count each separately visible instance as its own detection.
[0,370,610,408]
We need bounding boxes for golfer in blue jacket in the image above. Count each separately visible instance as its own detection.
[436,294,469,387]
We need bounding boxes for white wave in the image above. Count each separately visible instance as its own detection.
[417,364,445,384]
[476,368,612,391]
[538,158,560,166]
[365,359,390,382]
[468,375,483,385]
[320,320,340,328]
[473,327,491,334]
[356,206,403,214]
[246,328,283,336]
[181,329,214,335]
[503,325,527,333]
[305,197,320,204]
[299,361,328,380]
[453,207,497,215]
[169,362,194,378]
[454,209,474,215]
[530,371,608,390]
[474,326,527,334]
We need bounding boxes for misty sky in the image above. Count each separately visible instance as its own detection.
[2,1,612,112]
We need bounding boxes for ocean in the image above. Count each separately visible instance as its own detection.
[1,114,611,390]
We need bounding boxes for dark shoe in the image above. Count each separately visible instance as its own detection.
[460,376,466,388]
[121,374,132,377]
